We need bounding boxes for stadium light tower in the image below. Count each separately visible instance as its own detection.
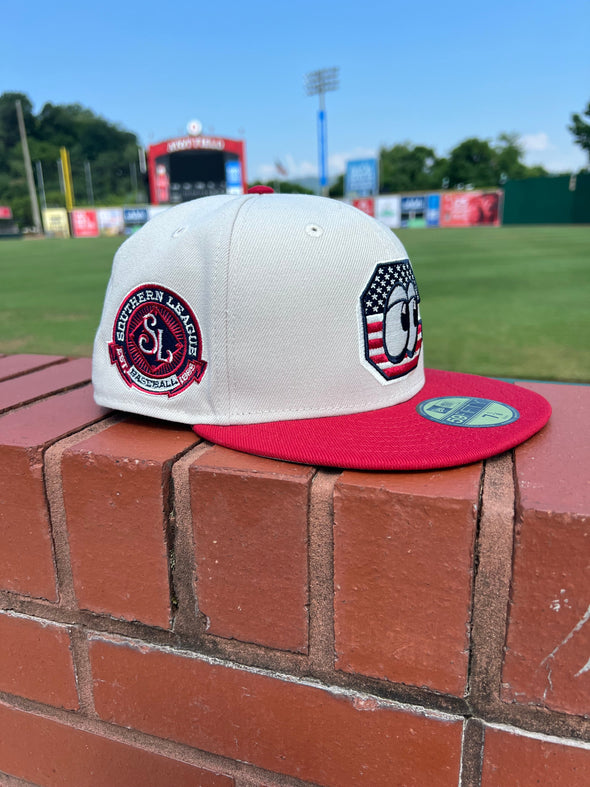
[305,67,339,197]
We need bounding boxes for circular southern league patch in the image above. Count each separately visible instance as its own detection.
[108,285,207,397]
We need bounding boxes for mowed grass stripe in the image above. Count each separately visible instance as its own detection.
[0,226,588,382]
[398,226,589,382]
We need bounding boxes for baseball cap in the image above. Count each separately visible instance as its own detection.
[92,189,551,470]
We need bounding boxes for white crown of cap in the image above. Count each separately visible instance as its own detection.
[92,193,425,425]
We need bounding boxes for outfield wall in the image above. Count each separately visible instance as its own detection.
[503,173,590,224]
[38,175,590,237]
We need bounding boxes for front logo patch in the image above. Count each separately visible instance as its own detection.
[109,285,207,396]
[417,397,520,427]
[360,260,422,380]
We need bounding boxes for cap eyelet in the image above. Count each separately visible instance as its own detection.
[306,224,323,237]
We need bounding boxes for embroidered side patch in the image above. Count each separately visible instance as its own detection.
[108,285,207,397]
[360,260,422,381]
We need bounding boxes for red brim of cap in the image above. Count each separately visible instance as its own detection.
[192,370,552,470]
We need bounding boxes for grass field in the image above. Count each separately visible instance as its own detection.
[0,225,588,382]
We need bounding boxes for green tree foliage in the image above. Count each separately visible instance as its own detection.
[446,137,497,187]
[445,134,548,187]
[0,92,142,226]
[379,143,445,193]
[569,101,590,165]
[329,174,344,197]
[378,135,547,193]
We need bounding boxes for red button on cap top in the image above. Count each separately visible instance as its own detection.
[247,185,275,194]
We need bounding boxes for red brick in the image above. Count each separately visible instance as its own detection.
[334,465,481,696]
[61,419,197,627]
[503,383,590,716]
[0,386,108,599]
[0,701,234,787]
[190,447,312,652]
[482,725,590,786]
[90,635,463,787]
[0,358,91,413]
[0,612,78,709]
[0,354,65,381]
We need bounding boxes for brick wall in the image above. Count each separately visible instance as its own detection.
[0,353,588,786]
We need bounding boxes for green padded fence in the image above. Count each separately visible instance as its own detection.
[503,174,590,224]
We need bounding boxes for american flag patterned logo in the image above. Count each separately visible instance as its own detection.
[360,260,422,381]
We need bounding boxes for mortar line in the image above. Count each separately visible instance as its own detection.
[467,452,516,711]
[459,717,485,787]
[69,625,96,717]
[307,468,340,675]
[161,438,208,633]
[169,441,213,638]
[43,414,122,611]
[466,460,487,699]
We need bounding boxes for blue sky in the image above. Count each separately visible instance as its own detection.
[3,0,589,183]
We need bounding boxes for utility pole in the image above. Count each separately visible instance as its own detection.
[84,161,95,205]
[305,67,340,197]
[35,161,47,212]
[15,99,42,233]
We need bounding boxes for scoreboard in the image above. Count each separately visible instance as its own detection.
[147,134,247,205]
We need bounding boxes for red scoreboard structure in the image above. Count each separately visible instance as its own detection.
[147,134,247,205]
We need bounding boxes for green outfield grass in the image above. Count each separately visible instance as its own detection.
[0,226,588,382]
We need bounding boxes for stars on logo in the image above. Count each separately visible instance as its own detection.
[361,260,418,316]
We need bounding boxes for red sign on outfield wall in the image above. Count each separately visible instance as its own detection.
[352,197,375,217]
[440,191,502,227]
[0,206,12,219]
[71,209,100,237]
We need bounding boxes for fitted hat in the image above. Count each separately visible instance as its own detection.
[92,189,551,470]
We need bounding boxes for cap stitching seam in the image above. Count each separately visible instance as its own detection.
[223,195,257,421]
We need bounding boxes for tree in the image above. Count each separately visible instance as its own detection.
[0,92,142,224]
[446,138,497,188]
[494,133,528,180]
[569,101,590,165]
[379,143,444,193]
[329,174,344,197]
[445,134,547,188]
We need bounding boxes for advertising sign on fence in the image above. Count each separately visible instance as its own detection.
[123,207,149,235]
[0,206,13,219]
[71,209,99,238]
[352,197,375,217]
[97,207,124,236]
[426,194,440,227]
[375,196,401,228]
[42,208,70,238]
[400,196,427,227]
[440,191,501,227]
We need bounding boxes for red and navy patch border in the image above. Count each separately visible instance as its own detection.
[108,284,207,397]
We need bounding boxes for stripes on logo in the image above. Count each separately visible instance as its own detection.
[365,315,422,378]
